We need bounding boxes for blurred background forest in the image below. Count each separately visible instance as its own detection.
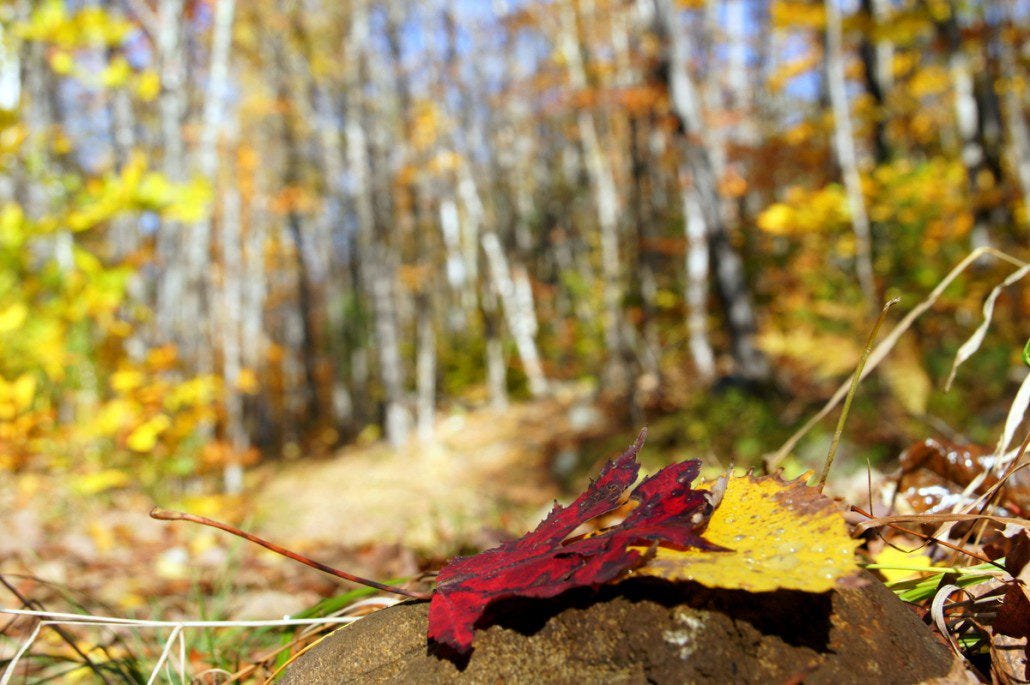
[0,0,1026,498]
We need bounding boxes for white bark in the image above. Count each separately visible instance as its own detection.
[416,307,436,442]
[154,0,187,348]
[481,230,548,397]
[344,0,410,446]
[999,0,1030,231]
[559,0,627,390]
[653,0,769,381]
[219,182,246,494]
[825,0,878,307]
[682,170,716,380]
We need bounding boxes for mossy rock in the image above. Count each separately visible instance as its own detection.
[282,573,960,684]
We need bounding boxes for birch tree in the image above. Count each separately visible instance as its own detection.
[651,0,769,382]
[824,0,878,307]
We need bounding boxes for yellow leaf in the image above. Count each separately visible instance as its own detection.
[92,398,139,436]
[100,56,131,87]
[110,368,144,393]
[72,469,131,496]
[49,50,75,75]
[872,546,934,584]
[756,203,793,235]
[634,473,861,593]
[134,70,161,102]
[0,374,37,418]
[126,414,171,452]
[0,303,28,332]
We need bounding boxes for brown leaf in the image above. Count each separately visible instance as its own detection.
[996,584,1030,640]
[1006,530,1030,581]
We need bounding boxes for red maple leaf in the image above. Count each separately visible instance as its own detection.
[427,429,722,653]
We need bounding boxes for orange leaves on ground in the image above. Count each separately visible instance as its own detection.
[634,472,861,593]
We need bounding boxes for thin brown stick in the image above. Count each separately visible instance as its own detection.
[849,505,1000,566]
[149,508,431,600]
[853,511,1029,534]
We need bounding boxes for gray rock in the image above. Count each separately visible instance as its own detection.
[282,574,956,684]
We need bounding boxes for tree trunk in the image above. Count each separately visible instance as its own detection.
[996,0,1030,229]
[652,0,770,382]
[559,0,629,393]
[825,0,878,308]
[681,167,716,381]
[344,0,410,446]
[858,0,893,162]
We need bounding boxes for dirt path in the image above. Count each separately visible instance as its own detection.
[252,387,612,554]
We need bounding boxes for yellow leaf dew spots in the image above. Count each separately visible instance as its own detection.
[634,473,861,593]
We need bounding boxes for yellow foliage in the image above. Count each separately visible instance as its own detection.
[146,345,179,370]
[165,375,221,411]
[770,0,826,30]
[759,327,862,379]
[101,56,131,88]
[411,99,446,152]
[756,184,849,236]
[0,303,28,332]
[769,53,821,92]
[0,203,26,249]
[134,70,161,102]
[635,473,861,592]
[110,368,145,393]
[0,374,36,420]
[872,546,934,584]
[126,413,172,452]
[880,335,932,415]
[136,173,212,221]
[756,203,793,235]
[72,469,131,495]
[48,50,76,75]
[20,0,133,49]
[908,65,951,98]
[91,398,140,437]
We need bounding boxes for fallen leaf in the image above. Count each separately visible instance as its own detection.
[992,583,1030,684]
[995,583,1030,640]
[634,472,861,593]
[872,545,935,584]
[427,429,721,653]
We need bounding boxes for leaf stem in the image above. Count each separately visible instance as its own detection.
[149,507,431,600]
[816,298,898,490]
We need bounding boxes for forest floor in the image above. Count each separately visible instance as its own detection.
[1,383,627,631]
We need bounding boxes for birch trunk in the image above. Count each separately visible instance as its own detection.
[938,1,1007,244]
[386,6,435,442]
[652,0,769,382]
[997,1,1030,229]
[825,0,878,307]
[559,0,628,393]
[344,0,409,446]
[447,8,547,400]
[858,0,893,162]
[682,168,716,380]
[154,0,189,350]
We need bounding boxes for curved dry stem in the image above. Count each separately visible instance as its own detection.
[767,247,1028,472]
[150,508,431,600]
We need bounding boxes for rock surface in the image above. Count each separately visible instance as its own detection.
[282,574,956,684]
